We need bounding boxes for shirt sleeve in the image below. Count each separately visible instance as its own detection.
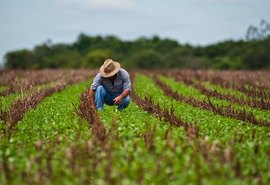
[90,73,102,90]
[123,71,131,91]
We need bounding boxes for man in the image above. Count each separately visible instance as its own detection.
[89,59,131,111]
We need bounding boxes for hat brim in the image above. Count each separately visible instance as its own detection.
[99,61,121,78]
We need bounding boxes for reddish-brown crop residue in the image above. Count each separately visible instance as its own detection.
[130,73,198,138]
[151,74,270,127]
[0,69,94,138]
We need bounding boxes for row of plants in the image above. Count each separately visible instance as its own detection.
[160,70,270,111]
[134,74,270,183]
[0,74,252,185]
[135,74,270,140]
[191,81,270,110]
[159,70,270,99]
[74,84,258,184]
[166,71,270,110]
[156,75,270,124]
[0,71,94,140]
[0,79,198,185]
[74,73,270,184]
[0,81,91,184]
[0,70,269,184]
[0,70,94,184]
[0,69,92,96]
[1,83,67,139]
[0,82,56,111]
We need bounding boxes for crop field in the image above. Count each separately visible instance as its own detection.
[0,69,270,185]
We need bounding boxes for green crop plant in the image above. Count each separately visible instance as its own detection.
[84,103,255,184]
[0,82,57,111]
[134,74,270,184]
[0,81,91,184]
[158,75,270,122]
[202,81,256,100]
[0,85,5,93]
[0,70,269,185]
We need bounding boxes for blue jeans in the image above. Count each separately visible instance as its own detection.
[95,85,130,111]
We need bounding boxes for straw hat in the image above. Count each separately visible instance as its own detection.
[99,59,121,78]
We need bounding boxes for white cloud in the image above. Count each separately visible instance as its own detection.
[199,0,265,6]
[201,0,246,3]
[57,0,137,10]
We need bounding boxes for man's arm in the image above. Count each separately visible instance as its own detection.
[89,89,96,109]
[113,89,129,105]
[114,70,131,105]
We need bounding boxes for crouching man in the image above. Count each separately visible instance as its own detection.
[89,59,131,111]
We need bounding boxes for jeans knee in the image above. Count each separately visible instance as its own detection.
[96,85,105,92]
[122,96,131,105]
[95,85,106,101]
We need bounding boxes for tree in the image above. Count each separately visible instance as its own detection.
[4,50,35,69]
[3,27,270,69]
[164,47,187,68]
[131,49,163,69]
[246,19,270,41]
[242,42,270,69]
[84,49,114,68]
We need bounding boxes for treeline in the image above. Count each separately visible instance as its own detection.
[4,21,270,70]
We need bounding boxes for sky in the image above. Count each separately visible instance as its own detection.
[1,0,270,65]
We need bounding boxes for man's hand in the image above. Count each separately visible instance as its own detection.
[114,90,129,105]
[113,95,122,105]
